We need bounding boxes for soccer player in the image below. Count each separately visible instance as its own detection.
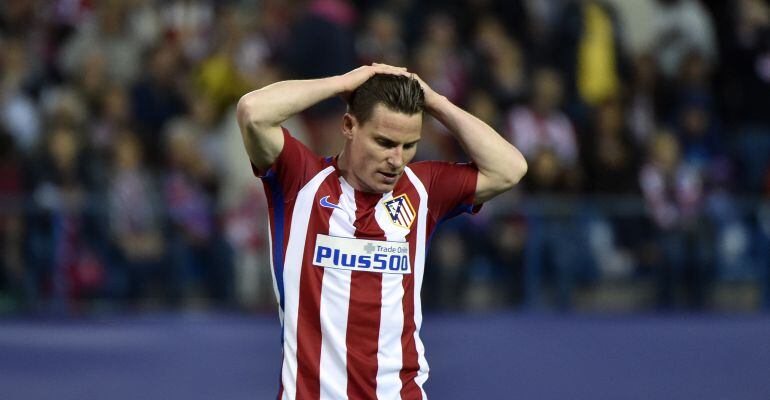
[236,63,527,399]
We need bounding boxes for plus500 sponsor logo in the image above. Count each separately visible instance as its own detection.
[312,234,411,274]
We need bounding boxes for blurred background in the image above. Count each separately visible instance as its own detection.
[1,0,770,399]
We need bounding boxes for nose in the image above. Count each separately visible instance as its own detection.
[386,146,404,169]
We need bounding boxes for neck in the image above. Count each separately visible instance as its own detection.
[336,146,380,193]
[335,147,360,190]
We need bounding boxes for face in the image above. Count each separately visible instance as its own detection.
[342,104,422,193]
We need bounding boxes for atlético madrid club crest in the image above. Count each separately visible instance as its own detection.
[383,194,416,229]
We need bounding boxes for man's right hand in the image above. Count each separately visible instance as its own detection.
[337,63,411,103]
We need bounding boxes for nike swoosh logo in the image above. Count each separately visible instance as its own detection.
[320,195,343,210]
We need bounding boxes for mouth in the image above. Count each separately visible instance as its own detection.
[377,171,400,184]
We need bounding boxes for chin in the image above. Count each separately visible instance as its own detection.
[367,180,396,194]
[368,184,392,194]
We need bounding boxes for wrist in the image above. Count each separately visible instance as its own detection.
[330,75,349,95]
[425,93,448,114]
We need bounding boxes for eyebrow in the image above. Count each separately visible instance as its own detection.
[374,134,421,146]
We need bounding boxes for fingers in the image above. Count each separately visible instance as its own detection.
[372,62,406,70]
[370,62,411,78]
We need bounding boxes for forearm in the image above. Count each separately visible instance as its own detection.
[236,64,410,169]
[428,96,527,186]
[237,76,344,127]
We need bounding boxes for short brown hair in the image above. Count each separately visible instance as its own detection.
[348,74,425,124]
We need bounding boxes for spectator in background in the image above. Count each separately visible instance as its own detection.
[161,0,215,63]
[506,66,580,193]
[188,95,226,186]
[673,94,722,173]
[85,84,134,190]
[90,84,131,155]
[410,11,471,162]
[28,125,106,311]
[131,41,188,167]
[356,8,407,66]
[425,225,470,311]
[719,0,770,126]
[283,0,356,80]
[195,5,253,117]
[69,46,109,115]
[675,49,713,100]
[163,122,231,305]
[487,216,527,307]
[555,0,626,122]
[413,11,468,105]
[582,98,642,281]
[720,0,770,193]
[461,0,561,66]
[0,129,25,305]
[59,1,146,87]
[471,15,528,109]
[640,130,709,309]
[466,89,503,132]
[107,131,166,304]
[510,66,587,309]
[626,52,671,146]
[653,0,717,80]
[0,36,42,154]
[583,98,639,194]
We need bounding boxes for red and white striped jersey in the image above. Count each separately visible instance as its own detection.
[257,128,480,399]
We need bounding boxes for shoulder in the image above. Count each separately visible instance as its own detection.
[405,160,442,179]
[263,128,327,172]
[405,160,479,190]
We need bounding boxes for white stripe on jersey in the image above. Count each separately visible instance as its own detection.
[266,217,284,325]
[318,177,356,400]
[282,166,335,400]
[405,166,430,399]
[374,191,407,400]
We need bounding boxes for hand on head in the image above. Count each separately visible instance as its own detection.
[339,63,411,101]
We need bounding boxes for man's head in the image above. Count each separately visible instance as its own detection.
[341,74,425,193]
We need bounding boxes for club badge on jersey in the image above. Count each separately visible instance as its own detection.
[383,194,415,229]
[313,234,411,274]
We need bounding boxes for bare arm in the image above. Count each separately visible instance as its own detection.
[416,78,528,204]
[236,64,410,170]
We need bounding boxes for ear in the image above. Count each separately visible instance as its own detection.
[342,113,356,140]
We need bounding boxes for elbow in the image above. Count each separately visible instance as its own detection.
[236,94,273,129]
[502,154,528,189]
[514,156,528,183]
[236,95,258,126]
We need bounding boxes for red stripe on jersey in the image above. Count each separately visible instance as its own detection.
[294,173,339,399]
[399,182,423,399]
[346,191,385,399]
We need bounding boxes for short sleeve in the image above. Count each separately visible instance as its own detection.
[251,127,322,202]
[410,161,481,222]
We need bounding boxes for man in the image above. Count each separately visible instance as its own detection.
[236,63,527,399]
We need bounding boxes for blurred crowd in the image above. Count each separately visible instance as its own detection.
[1,0,770,314]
